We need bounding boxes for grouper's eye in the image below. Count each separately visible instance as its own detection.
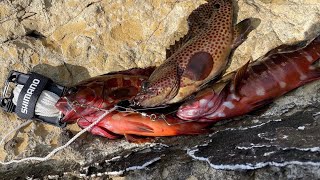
[214,3,220,9]
[141,81,149,91]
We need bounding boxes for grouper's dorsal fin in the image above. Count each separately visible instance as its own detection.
[232,60,250,94]
[166,1,219,59]
[187,1,219,35]
[166,33,192,59]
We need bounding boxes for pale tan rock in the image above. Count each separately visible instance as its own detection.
[231,0,320,72]
[0,0,319,171]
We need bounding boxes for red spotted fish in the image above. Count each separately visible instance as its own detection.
[177,34,320,122]
[133,0,260,107]
[55,67,155,122]
[55,67,210,142]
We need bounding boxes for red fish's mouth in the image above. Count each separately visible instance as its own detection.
[177,102,204,120]
[177,93,218,120]
[55,97,79,123]
[55,97,109,123]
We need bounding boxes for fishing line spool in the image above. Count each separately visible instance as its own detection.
[0,70,67,127]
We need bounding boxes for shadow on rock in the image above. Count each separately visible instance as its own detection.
[32,63,91,86]
[304,23,320,40]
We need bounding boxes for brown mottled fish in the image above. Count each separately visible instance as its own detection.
[133,0,260,107]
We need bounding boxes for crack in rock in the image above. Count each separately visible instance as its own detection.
[79,144,167,177]
[187,109,320,170]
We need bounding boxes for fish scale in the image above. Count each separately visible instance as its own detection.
[55,67,212,142]
[133,0,259,107]
[177,34,320,122]
[55,67,155,122]
[77,111,211,142]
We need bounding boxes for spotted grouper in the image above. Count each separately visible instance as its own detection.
[133,0,260,107]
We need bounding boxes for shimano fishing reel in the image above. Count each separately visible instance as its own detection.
[0,71,67,127]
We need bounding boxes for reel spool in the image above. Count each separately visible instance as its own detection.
[0,71,67,127]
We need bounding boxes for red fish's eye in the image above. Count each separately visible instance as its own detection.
[214,3,220,9]
[141,81,149,91]
[66,87,78,95]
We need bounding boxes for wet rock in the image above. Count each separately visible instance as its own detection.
[188,110,320,170]
[0,0,320,179]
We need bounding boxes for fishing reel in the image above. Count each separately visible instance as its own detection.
[0,71,67,127]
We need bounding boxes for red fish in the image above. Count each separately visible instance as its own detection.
[133,0,259,107]
[77,111,210,142]
[55,67,211,142]
[55,67,155,122]
[177,35,320,122]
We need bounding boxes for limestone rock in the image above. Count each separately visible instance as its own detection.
[0,0,320,179]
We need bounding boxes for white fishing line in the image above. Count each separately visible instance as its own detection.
[0,106,116,165]
[0,85,61,155]
[13,85,61,117]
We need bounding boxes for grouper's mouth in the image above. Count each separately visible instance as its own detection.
[132,93,151,107]
[132,91,168,108]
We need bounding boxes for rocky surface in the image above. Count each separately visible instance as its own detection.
[1,0,320,179]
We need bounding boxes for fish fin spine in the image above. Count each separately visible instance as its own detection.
[125,121,155,133]
[232,60,250,95]
[232,18,261,49]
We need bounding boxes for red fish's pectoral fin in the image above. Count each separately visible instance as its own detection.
[232,18,261,49]
[124,134,155,144]
[128,121,155,133]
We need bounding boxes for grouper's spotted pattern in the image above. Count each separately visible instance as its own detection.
[178,35,320,122]
[174,0,233,79]
[134,0,255,107]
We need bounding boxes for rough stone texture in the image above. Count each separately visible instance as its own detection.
[0,0,320,179]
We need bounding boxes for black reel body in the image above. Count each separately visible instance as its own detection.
[0,71,67,127]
